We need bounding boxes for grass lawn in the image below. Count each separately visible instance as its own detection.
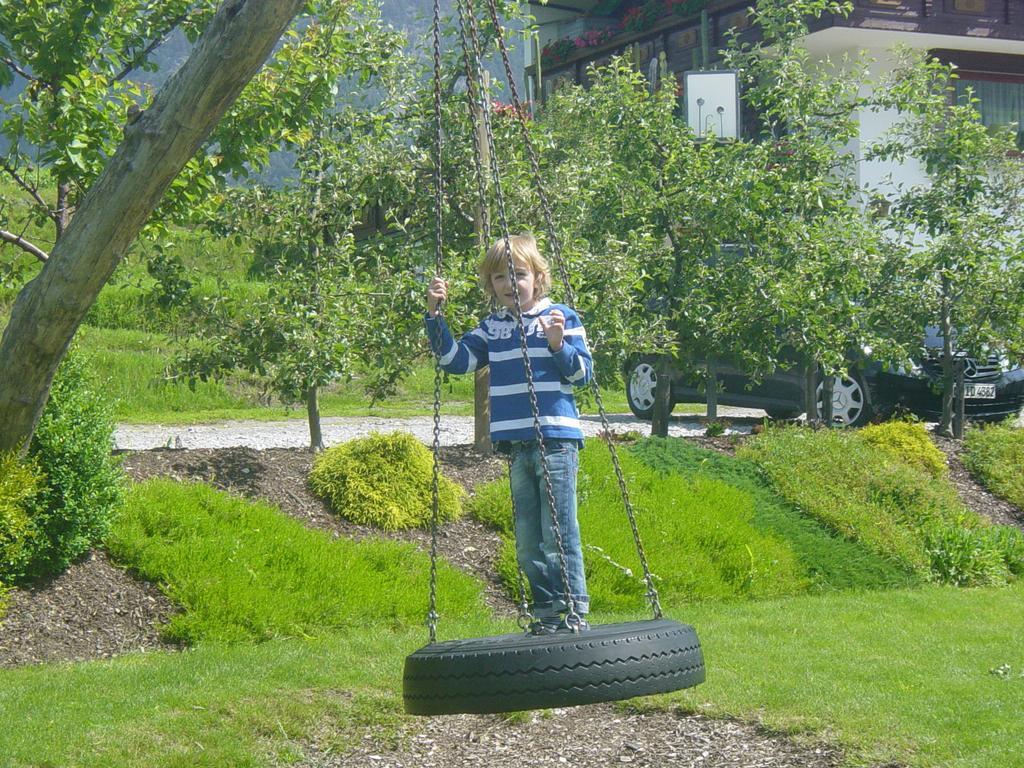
[664,582,1024,768]
[1,584,1021,767]
[71,325,640,423]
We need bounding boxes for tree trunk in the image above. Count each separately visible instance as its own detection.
[938,292,955,437]
[705,356,718,421]
[651,356,673,438]
[952,356,966,440]
[55,181,71,240]
[306,385,324,452]
[803,361,818,425]
[821,372,835,427]
[0,0,307,455]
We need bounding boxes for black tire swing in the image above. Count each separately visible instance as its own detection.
[404,0,704,716]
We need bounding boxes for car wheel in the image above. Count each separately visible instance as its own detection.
[816,371,871,428]
[626,361,659,420]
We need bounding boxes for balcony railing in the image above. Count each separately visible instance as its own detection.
[534,0,1024,100]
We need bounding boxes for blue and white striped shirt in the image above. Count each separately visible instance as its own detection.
[425,298,593,443]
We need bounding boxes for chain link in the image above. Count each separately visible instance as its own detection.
[480,0,662,618]
[426,0,446,644]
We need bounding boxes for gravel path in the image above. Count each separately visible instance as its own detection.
[114,409,765,450]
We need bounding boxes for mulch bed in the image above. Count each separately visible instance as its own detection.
[930,434,1024,529]
[293,705,846,768]
[0,549,177,668]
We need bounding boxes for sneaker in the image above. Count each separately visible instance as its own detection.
[527,619,560,636]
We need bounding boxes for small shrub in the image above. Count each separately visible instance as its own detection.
[310,432,464,530]
[924,523,1011,587]
[860,420,948,479]
[27,351,126,578]
[963,421,1024,510]
[467,479,514,535]
[704,420,727,437]
[0,453,42,584]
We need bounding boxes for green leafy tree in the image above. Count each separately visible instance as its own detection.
[177,68,419,450]
[518,0,911,435]
[717,0,919,426]
[869,49,1024,435]
[0,0,308,454]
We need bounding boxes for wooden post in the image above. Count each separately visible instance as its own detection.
[473,71,492,455]
[651,356,673,438]
[306,385,324,452]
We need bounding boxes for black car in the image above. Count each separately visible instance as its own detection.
[625,336,1024,427]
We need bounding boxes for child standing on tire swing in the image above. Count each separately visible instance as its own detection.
[425,234,592,634]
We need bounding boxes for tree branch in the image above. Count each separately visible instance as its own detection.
[1,55,33,82]
[0,229,49,263]
[114,8,195,82]
[0,158,55,219]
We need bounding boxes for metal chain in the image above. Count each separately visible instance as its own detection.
[426,0,445,644]
[481,0,663,618]
[461,3,582,628]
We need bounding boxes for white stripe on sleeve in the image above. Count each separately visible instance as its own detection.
[439,342,459,366]
[567,355,587,383]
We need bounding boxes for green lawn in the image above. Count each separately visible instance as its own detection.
[68,325,636,423]
[1,584,1021,767]
[665,583,1024,768]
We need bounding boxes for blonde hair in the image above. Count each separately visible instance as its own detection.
[478,234,551,300]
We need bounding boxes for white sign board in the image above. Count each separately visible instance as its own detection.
[684,70,740,141]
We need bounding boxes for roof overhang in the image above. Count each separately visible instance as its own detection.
[527,0,599,12]
[802,25,1024,58]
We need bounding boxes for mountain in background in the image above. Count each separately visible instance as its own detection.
[1,1,526,186]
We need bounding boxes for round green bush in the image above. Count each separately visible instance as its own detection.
[860,420,948,479]
[0,452,42,584]
[309,432,464,530]
[26,350,126,579]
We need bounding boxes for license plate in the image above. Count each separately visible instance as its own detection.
[964,383,996,399]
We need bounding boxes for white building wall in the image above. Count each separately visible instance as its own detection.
[803,26,1024,201]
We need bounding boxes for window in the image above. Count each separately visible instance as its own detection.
[953,73,1024,148]
[931,51,1024,150]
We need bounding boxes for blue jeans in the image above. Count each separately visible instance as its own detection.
[508,439,589,620]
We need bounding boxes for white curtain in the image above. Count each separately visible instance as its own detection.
[955,77,1024,148]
